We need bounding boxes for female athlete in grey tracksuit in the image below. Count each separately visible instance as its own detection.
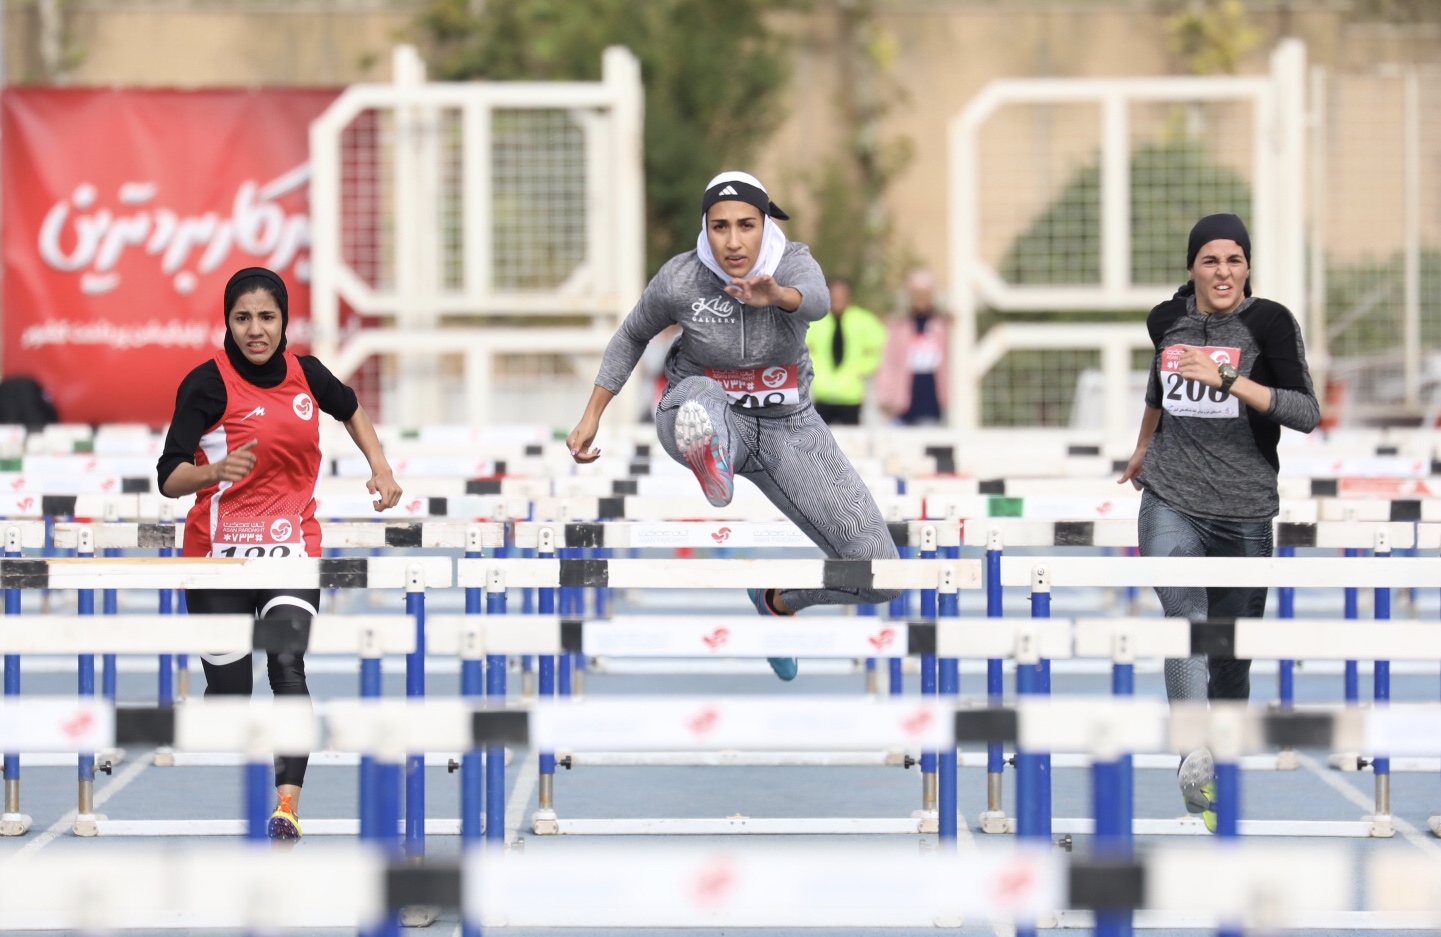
[567,171,900,678]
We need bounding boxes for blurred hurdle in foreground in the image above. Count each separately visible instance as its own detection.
[14,698,1441,932]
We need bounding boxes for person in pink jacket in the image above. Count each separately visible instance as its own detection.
[876,269,950,424]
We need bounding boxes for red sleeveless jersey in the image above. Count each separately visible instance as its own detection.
[183,351,323,558]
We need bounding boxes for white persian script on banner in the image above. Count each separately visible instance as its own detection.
[36,163,313,298]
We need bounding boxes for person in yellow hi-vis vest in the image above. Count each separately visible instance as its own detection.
[804,277,888,425]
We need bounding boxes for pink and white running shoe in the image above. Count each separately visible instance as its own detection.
[674,400,733,508]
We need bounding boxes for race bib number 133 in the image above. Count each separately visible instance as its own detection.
[1160,345,1241,419]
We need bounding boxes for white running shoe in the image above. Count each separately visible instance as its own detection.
[674,400,733,508]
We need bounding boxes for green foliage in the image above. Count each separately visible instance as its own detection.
[788,1,914,314]
[1001,139,1252,291]
[1324,250,1441,358]
[983,137,1252,425]
[416,0,794,274]
[1163,0,1263,76]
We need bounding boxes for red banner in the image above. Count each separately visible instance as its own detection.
[3,88,339,424]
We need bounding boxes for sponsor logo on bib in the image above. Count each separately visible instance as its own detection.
[704,363,801,409]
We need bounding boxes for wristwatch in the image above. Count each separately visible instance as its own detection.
[1217,362,1239,394]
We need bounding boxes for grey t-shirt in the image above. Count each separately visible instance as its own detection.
[1139,293,1320,521]
[594,242,829,418]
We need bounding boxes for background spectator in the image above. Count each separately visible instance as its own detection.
[804,277,888,425]
[876,269,949,425]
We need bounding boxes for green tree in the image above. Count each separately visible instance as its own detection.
[416,0,794,274]
[793,0,914,314]
[1002,140,1253,290]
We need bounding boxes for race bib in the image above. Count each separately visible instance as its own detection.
[907,334,943,373]
[1160,345,1241,419]
[210,515,307,558]
[704,364,800,409]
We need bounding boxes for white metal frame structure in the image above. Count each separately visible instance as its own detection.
[309,45,645,426]
[948,39,1309,440]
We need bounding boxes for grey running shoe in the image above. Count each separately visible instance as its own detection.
[1178,747,1216,815]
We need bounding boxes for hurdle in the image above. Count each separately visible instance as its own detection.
[512,519,960,688]
[12,695,1441,930]
[998,554,1441,841]
[9,839,1440,932]
[0,555,451,854]
[455,555,978,837]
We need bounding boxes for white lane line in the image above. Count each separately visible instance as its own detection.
[1297,751,1441,855]
[6,751,152,860]
[504,749,539,845]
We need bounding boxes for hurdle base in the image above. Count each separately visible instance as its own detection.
[152,747,175,767]
[933,915,963,929]
[72,812,107,837]
[1275,748,1298,771]
[0,812,32,836]
[399,905,439,928]
[1049,816,1392,837]
[94,818,465,836]
[1366,814,1396,838]
[1327,750,1363,772]
[912,809,939,834]
[531,808,559,836]
[1427,815,1441,837]
[541,817,926,835]
[978,811,1013,834]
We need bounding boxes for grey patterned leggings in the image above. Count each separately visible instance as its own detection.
[656,376,901,611]
[1138,490,1273,702]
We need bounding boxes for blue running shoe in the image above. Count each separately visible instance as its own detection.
[674,400,733,508]
[748,588,798,681]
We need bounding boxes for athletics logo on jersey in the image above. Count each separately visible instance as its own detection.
[240,406,265,422]
[761,366,788,389]
[292,393,314,421]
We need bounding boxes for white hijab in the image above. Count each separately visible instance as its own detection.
[695,171,787,284]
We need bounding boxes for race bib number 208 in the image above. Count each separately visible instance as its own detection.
[704,364,800,409]
[1160,345,1241,419]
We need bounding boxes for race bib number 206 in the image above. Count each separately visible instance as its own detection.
[1160,345,1241,419]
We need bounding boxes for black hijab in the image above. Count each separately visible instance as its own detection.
[1176,213,1253,300]
[221,267,290,387]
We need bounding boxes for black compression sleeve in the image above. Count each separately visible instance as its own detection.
[299,356,360,422]
[157,361,226,492]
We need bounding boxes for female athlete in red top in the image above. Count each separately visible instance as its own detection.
[158,266,401,841]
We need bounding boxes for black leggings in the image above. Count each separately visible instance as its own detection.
[186,588,318,788]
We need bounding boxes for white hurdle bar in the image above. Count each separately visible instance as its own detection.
[0,556,453,847]
[15,840,1436,932]
[457,556,981,590]
[51,521,508,551]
